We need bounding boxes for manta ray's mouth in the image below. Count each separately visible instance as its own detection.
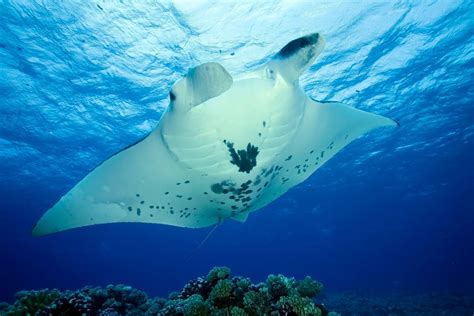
[278,33,321,58]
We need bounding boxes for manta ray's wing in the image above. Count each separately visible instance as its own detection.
[251,99,398,210]
[32,63,234,236]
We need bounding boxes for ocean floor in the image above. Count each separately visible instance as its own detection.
[320,292,474,316]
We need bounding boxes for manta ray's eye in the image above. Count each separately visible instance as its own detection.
[266,68,275,80]
[170,91,176,101]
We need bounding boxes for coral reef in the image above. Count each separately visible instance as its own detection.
[2,289,61,315]
[0,267,330,315]
[2,285,149,316]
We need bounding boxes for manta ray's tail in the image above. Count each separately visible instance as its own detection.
[184,221,221,263]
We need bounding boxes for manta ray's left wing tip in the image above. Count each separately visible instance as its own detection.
[31,221,47,237]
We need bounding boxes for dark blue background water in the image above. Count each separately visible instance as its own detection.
[0,1,473,302]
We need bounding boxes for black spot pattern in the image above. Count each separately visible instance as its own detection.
[281,141,338,180]
[125,140,340,222]
[208,178,263,214]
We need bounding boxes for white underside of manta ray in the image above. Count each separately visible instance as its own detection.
[32,33,398,236]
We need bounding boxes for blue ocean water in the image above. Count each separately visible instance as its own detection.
[0,0,473,306]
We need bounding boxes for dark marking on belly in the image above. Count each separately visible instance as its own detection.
[264,166,274,177]
[211,180,234,194]
[223,140,259,173]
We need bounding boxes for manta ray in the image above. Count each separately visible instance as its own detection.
[32,33,397,236]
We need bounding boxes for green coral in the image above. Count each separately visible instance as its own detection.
[161,294,208,316]
[236,277,251,291]
[144,297,166,315]
[230,306,248,316]
[167,291,180,300]
[6,289,61,316]
[243,289,271,316]
[0,302,10,313]
[209,306,248,316]
[184,294,208,316]
[209,279,233,307]
[297,276,323,298]
[266,274,292,299]
[206,266,231,283]
[277,295,322,316]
